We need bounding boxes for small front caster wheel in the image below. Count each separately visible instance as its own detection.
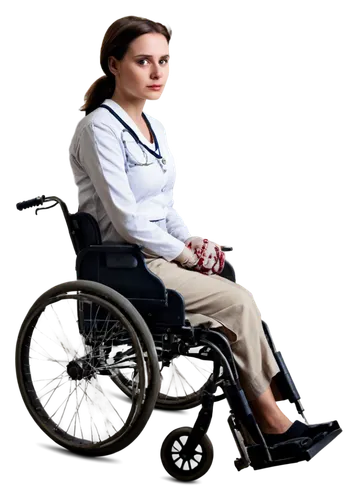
[160,426,213,481]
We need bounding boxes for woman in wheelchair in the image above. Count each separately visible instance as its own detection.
[69,15,315,446]
[16,15,341,480]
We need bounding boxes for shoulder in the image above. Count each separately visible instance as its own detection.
[71,108,120,143]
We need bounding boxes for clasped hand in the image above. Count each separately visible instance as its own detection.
[184,236,225,275]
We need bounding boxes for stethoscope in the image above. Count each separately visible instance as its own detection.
[99,104,167,171]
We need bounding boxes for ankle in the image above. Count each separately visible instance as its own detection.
[251,407,292,434]
[260,416,293,434]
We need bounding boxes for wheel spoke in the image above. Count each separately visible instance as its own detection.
[78,379,102,442]
[40,373,67,408]
[77,333,93,358]
[85,380,101,443]
[91,412,100,438]
[56,388,76,425]
[160,360,197,400]
[41,354,68,368]
[81,301,104,346]
[183,355,212,376]
[51,306,77,357]
[74,388,83,438]
[101,316,126,342]
[67,404,77,432]
[40,372,67,392]
[32,337,68,368]
[169,363,195,398]
[84,379,124,424]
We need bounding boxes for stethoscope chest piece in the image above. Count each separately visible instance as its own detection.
[160,157,167,172]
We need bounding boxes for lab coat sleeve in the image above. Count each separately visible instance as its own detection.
[78,120,186,262]
[165,187,192,243]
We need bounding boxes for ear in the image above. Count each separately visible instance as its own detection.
[108,55,120,75]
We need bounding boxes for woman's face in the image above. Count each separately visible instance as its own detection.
[109,33,170,101]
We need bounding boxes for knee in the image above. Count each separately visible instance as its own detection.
[221,287,262,322]
[221,287,255,311]
[235,287,261,318]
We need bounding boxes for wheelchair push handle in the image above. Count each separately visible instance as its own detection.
[16,195,46,211]
[16,193,68,214]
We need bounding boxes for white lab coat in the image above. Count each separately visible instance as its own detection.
[69,98,192,261]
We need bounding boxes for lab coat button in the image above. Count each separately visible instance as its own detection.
[162,158,166,164]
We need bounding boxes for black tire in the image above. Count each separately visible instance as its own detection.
[15,280,160,453]
[160,426,214,481]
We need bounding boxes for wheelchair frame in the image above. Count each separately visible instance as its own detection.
[15,194,342,481]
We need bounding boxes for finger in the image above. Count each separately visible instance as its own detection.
[202,258,216,272]
[211,249,225,274]
[213,258,223,274]
[217,251,226,273]
[201,252,217,273]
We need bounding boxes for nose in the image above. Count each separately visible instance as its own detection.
[150,62,165,79]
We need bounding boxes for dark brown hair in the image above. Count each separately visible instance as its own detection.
[80,16,172,116]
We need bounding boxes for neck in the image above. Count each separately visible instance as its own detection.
[110,91,146,124]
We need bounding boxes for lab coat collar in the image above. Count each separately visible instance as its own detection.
[102,98,156,150]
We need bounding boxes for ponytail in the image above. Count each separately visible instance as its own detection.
[79,74,115,115]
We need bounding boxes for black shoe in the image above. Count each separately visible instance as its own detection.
[262,420,332,447]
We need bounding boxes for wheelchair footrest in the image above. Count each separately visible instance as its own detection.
[246,420,342,470]
[301,421,342,462]
[272,435,314,458]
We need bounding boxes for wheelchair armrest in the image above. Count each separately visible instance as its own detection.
[76,243,168,301]
[221,246,233,252]
[78,243,144,269]
[220,259,236,282]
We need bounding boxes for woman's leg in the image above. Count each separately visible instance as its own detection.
[212,324,292,434]
[144,257,288,418]
[249,385,292,433]
[144,257,307,441]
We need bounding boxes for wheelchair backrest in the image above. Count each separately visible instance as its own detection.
[69,212,102,255]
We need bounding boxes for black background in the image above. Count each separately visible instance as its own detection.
[10,5,351,480]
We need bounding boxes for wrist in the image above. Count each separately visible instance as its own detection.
[176,246,199,267]
[185,236,201,245]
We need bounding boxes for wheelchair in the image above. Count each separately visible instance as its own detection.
[15,194,342,481]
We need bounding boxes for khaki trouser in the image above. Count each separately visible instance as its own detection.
[144,255,283,402]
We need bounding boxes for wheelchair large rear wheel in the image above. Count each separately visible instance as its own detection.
[157,351,220,409]
[15,280,161,456]
[111,348,226,410]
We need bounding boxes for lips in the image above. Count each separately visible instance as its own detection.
[148,85,161,89]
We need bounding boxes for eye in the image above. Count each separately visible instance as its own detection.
[138,58,169,66]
